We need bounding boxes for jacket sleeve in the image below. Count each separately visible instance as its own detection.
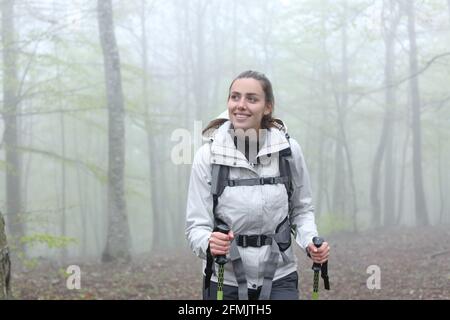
[185,144,214,260]
[288,138,318,251]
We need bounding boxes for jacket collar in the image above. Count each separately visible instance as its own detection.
[207,121,290,168]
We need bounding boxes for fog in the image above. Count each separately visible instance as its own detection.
[0,0,449,270]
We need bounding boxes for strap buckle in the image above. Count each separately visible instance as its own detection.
[260,177,276,185]
[241,235,248,248]
[256,235,261,247]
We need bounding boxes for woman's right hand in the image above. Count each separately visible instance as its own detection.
[209,230,234,256]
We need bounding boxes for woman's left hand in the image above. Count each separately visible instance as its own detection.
[307,241,330,264]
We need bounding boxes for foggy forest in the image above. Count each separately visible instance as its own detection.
[0,0,449,300]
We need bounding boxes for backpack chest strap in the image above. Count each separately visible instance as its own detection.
[226,176,289,187]
[236,234,273,248]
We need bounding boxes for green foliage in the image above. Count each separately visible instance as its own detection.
[20,233,78,249]
[316,213,354,236]
[59,267,71,279]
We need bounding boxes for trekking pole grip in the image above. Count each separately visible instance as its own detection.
[312,236,324,271]
[214,224,230,265]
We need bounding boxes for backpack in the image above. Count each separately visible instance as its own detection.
[204,132,297,300]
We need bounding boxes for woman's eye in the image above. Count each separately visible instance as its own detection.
[247,97,257,103]
[230,95,239,101]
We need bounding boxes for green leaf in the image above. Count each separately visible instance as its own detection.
[20,233,78,249]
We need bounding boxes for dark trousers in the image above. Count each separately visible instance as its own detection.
[203,271,299,300]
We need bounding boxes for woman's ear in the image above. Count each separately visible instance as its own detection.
[264,103,273,116]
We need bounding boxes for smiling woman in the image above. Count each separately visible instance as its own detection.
[227,76,272,132]
[185,70,330,301]
[203,71,277,134]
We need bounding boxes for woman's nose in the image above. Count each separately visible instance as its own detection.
[237,97,247,109]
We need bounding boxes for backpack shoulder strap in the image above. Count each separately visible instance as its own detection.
[278,133,294,212]
[211,164,230,220]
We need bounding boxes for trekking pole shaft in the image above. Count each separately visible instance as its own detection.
[215,224,230,300]
[311,236,323,300]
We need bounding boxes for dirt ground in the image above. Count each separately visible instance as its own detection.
[10,226,450,300]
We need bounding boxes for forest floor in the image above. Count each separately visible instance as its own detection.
[10,225,450,300]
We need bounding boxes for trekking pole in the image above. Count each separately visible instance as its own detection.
[311,236,324,300]
[215,224,230,300]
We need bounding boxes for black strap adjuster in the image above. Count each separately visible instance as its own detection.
[237,235,272,248]
[241,235,248,247]
[259,177,276,185]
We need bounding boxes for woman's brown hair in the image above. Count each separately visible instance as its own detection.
[202,70,278,135]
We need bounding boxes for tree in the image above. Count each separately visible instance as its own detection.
[97,0,131,262]
[2,0,24,250]
[332,0,358,226]
[0,213,11,299]
[405,0,429,226]
[137,0,168,251]
[371,0,402,227]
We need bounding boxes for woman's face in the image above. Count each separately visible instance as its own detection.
[227,78,272,132]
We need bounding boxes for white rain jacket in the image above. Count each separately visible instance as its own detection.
[185,120,318,289]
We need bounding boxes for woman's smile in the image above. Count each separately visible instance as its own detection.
[234,113,252,121]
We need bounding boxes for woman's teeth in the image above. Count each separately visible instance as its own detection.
[236,114,250,120]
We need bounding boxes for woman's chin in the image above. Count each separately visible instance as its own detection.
[232,123,252,131]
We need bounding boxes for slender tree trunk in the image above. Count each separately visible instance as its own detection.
[369,9,399,225]
[53,13,68,260]
[174,0,193,251]
[405,0,429,226]
[210,2,224,119]
[73,122,88,258]
[231,0,237,76]
[438,135,444,224]
[316,132,326,219]
[0,213,11,299]
[332,0,349,218]
[2,0,24,251]
[59,113,68,260]
[193,1,208,122]
[316,2,329,219]
[97,0,131,262]
[332,140,345,216]
[370,123,386,227]
[383,0,401,227]
[396,127,410,225]
[140,0,164,252]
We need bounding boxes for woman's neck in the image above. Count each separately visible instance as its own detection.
[230,123,266,163]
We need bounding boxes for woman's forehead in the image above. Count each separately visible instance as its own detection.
[230,78,264,95]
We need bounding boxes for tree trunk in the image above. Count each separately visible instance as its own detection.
[231,0,238,76]
[438,135,444,224]
[2,0,24,251]
[97,0,131,262]
[0,213,11,299]
[370,124,385,227]
[405,0,429,226]
[383,0,401,227]
[396,127,410,225]
[316,2,329,219]
[53,14,68,260]
[193,1,208,122]
[332,0,350,218]
[140,0,165,252]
